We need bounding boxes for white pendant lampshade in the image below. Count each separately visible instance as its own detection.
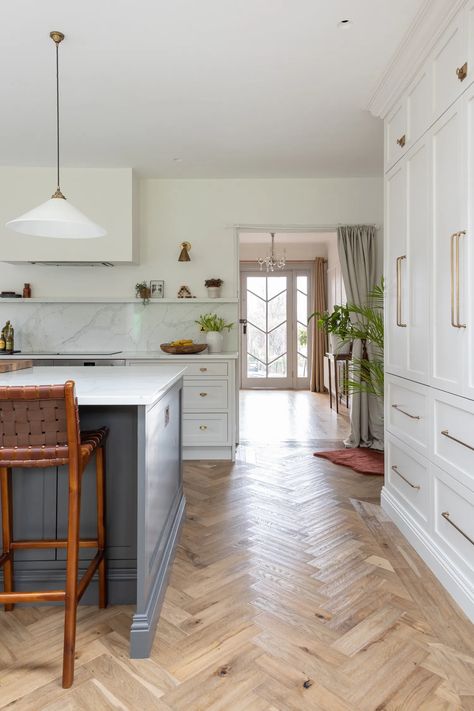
[6,196,106,238]
[6,31,106,240]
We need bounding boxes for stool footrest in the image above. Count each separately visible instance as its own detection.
[0,590,66,604]
[0,551,11,567]
[11,539,98,550]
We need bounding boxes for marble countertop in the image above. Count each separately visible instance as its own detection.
[3,351,239,360]
[0,366,187,406]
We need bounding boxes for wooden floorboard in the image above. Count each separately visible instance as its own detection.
[1,397,474,709]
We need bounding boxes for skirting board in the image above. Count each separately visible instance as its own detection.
[183,446,234,460]
[381,486,474,622]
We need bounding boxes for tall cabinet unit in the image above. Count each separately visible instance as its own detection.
[380,0,474,622]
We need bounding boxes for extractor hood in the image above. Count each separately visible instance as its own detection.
[0,168,138,265]
[30,261,114,267]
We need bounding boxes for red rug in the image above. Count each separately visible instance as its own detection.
[313,448,384,475]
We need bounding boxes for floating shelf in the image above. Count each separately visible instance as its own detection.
[0,297,239,304]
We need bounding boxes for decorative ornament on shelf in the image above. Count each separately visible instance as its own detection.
[257,232,286,272]
[178,242,191,262]
[204,278,223,298]
[6,31,106,239]
[135,281,151,305]
[195,313,234,354]
[177,285,193,298]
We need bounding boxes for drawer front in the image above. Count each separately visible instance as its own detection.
[183,362,228,377]
[183,414,228,445]
[183,380,228,410]
[386,435,430,525]
[432,391,474,491]
[386,376,429,453]
[433,466,474,583]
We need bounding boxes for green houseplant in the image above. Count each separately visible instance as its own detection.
[135,281,151,305]
[204,278,223,298]
[195,313,234,353]
[312,304,351,353]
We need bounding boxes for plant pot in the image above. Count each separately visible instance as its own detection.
[207,287,221,299]
[329,333,351,355]
[206,331,224,353]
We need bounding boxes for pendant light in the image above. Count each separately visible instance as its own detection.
[6,31,106,239]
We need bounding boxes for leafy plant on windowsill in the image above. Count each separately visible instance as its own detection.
[195,313,234,333]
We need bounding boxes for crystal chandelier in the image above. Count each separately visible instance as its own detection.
[257,232,286,272]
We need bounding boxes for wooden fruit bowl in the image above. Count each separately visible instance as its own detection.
[160,343,208,355]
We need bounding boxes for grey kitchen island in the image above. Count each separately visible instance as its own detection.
[0,365,186,658]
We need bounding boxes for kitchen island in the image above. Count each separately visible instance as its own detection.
[0,365,186,658]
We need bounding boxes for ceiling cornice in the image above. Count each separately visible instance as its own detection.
[368,0,466,118]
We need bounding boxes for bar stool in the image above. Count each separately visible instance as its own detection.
[0,380,108,688]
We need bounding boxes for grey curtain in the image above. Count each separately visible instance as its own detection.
[310,257,327,393]
[337,225,384,450]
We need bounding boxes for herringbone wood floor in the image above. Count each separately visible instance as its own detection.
[1,441,474,709]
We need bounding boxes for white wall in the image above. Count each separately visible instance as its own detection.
[0,177,383,349]
[239,240,329,262]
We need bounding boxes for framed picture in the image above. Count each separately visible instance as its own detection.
[150,280,164,298]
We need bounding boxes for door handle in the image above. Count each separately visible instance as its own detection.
[456,62,468,82]
[239,318,247,335]
[450,231,466,329]
[396,255,407,327]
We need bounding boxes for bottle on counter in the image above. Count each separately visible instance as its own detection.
[23,283,31,298]
[4,322,13,354]
[0,327,5,353]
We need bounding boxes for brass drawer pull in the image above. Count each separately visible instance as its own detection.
[456,62,468,82]
[392,404,420,420]
[450,231,466,329]
[396,255,407,327]
[441,429,474,452]
[441,512,474,546]
[199,392,208,397]
[397,134,406,148]
[391,465,420,490]
[199,425,208,431]
[200,367,208,372]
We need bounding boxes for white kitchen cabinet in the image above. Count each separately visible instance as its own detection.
[431,98,468,396]
[406,66,433,150]
[432,12,469,119]
[385,101,408,171]
[385,136,430,384]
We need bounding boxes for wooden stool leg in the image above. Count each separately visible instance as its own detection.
[0,467,14,612]
[96,446,107,609]
[62,464,81,689]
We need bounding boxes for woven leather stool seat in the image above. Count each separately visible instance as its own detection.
[0,380,108,688]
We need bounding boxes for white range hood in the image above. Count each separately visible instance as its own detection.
[0,167,138,265]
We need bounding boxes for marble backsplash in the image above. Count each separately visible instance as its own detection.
[0,301,239,352]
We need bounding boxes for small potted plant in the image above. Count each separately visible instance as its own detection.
[135,281,151,305]
[195,313,233,353]
[310,304,352,354]
[204,278,223,298]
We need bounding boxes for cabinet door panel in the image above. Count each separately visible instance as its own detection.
[407,68,433,146]
[433,15,468,118]
[465,87,474,397]
[431,101,467,395]
[385,162,407,376]
[406,138,430,383]
[385,102,407,171]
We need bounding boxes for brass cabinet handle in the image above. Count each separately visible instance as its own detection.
[441,429,474,452]
[199,367,208,372]
[199,392,208,397]
[392,404,420,420]
[397,134,406,148]
[450,231,466,329]
[441,511,474,546]
[396,255,407,327]
[456,62,468,82]
[199,425,208,431]
[391,465,420,490]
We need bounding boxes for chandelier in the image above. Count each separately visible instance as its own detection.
[257,232,286,272]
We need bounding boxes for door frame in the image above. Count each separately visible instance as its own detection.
[240,261,313,390]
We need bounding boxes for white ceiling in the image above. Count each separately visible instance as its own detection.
[1,0,425,178]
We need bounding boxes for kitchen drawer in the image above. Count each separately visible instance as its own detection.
[433,466,474,585]
[386,375,429,454]
[183,380,228,410]
[182,361,228,377]
[183,414,228,445]
[386,435,430,526]
[432,390,474,491]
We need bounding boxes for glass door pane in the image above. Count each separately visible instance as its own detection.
[296,275,309,378]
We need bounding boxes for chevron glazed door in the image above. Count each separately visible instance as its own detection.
[240,268,311,389]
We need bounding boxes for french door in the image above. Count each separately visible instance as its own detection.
[240,266,312,389]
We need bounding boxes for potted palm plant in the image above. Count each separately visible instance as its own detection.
[195,313,233,353]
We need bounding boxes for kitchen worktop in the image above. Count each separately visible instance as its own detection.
[3,351,239,360]
[0,365,187,405]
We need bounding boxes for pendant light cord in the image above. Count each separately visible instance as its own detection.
[55,39,60,193]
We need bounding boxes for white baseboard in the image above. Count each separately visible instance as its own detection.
[183,446,233,460]
[382,487,474,622]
